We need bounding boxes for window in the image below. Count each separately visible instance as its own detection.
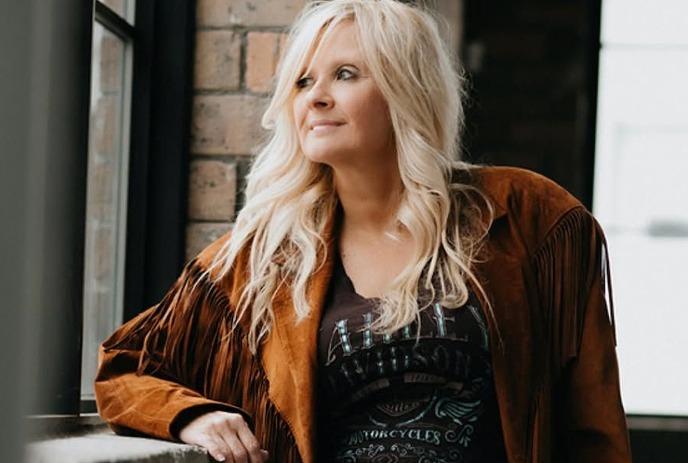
[593,0,688,416]
[16,0,195,417]
[80,1,136,403]
[78,0,196,414]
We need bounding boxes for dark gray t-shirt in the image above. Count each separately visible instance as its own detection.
[316,251,507,462]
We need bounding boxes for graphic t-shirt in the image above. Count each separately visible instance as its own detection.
[316,252,508,463]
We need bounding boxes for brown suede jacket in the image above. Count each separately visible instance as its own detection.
[95,166,632,463]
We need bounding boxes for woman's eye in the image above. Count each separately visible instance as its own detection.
[295,77,312,89]
[295,68,356,89]
[337,68,355,80]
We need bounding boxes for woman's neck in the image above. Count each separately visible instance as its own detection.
[333,166,404,237]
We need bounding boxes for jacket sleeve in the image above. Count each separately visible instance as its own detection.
[534,207,632,462]
[94,256,251,442]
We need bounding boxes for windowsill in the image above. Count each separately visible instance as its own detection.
[25,414,210,463]
[627,415,688,431]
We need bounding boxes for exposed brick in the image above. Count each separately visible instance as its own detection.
[188,160,237,221]
[92,95,118,155]
[98,33,124,93]
[194,30,241,90]
[246,32,281,93]
[197,0,306,27]
[87,223,114,281]
[88,158,116,220]
[190,94,268,155]
[186,222,233,261]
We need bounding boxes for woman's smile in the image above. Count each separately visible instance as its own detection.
[311,123,345,134]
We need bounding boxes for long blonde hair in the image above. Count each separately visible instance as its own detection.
[206,0,495,354]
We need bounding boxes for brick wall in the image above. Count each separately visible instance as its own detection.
[186,0,463,258]
[186,0,305,259]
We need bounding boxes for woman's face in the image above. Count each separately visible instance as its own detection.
[292,20,395,169]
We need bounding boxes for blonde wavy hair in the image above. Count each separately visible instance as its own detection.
[206,0,495,354]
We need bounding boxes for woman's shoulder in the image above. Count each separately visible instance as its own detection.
[459,164,591,247]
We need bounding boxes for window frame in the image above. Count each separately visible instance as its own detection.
[24,0,196,418]
[79,0,136,408]
[81,0,196,414]
[122,0,196,325]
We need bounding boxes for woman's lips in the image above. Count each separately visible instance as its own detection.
[310,119,344,128]
[309,121,345,133]
[312,124,342,132]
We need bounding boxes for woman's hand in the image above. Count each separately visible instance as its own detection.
[179,410,269,463]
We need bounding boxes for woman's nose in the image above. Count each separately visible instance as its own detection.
[306,81,334,109]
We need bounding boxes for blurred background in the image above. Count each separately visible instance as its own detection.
[1,0,686,461]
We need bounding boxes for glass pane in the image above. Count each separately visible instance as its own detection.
[81,22,132,400]
[602,0,688,45]
[594,1,688,416]
[100,0,136,25]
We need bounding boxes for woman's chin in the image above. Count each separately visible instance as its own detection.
[302,149,346,167]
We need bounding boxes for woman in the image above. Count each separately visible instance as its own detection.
[95,1,632,462]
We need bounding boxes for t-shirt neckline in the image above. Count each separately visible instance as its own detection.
[335,249,383,303]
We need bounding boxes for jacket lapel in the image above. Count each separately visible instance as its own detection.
[258,207,338,463]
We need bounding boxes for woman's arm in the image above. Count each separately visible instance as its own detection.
[94,258,251,442]
[536,207,632,462]
[560,214,631,462]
